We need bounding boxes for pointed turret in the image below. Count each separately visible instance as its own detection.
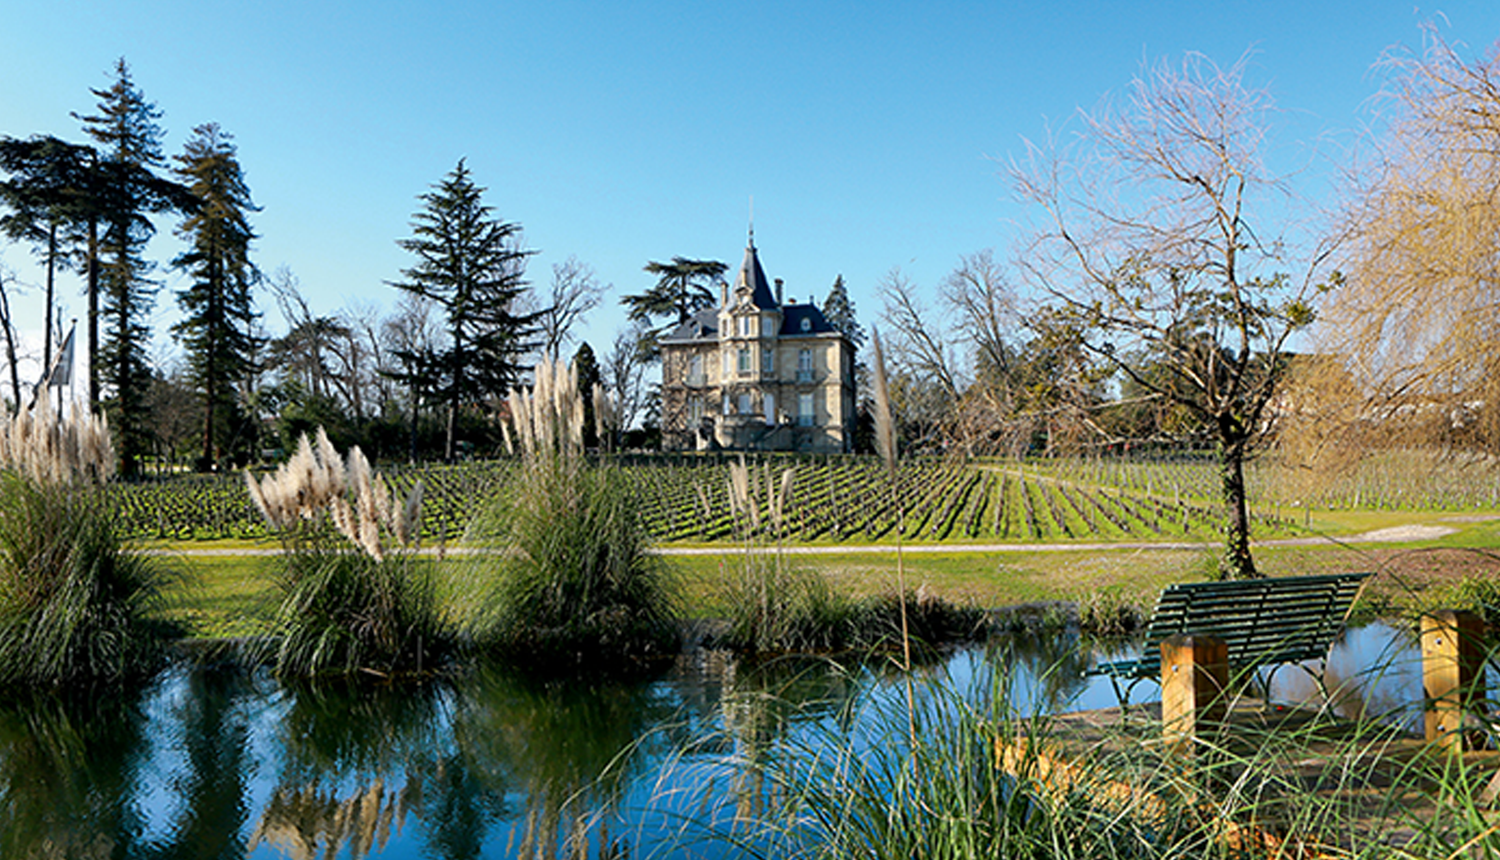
[735,233,780,310]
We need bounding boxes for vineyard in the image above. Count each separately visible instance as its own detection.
[108,454,1307,545]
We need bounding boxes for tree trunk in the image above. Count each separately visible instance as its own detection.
[87,215,99,412]
[201,318,218,471]
[44,221,56,374]
[408,375,419,464]
[0,287,20,412]
[445,390,457,463]
[1216,417,1260,580]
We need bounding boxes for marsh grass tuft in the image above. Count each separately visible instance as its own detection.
[270,548,445,678]
[0,403,174,689]
[249,429,445,677]
[716,552,856,653]
[0,472,174,688]
[471,358,678,670]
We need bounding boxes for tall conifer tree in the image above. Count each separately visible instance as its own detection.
[75,59,193,475]
[391,160,537,461]
[0,135,98,376]
[822,274,865,352]
[171,123,260,470]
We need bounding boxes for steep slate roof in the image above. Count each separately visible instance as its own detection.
[779,303,836,336]
[660,307,719,343]
[657,236,844,342]
[736,239,779,310]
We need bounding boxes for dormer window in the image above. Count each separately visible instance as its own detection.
[738,316,753,337]
[799,317,812,332]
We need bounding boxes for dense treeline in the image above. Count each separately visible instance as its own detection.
[0,60,623,473]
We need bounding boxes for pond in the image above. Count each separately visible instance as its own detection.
[0,622,1470,859]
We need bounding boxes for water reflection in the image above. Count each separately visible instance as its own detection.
[0,624,1459,858]
[0,684,152,858]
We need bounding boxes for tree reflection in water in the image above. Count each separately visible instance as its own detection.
[250,674,512,860]
[0,683,153,858]
[0,631,1159,859]
[450,662,679,860]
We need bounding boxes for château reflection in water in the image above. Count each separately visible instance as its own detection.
[0,623,1439,858]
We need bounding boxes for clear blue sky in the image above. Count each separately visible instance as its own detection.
[2,1,1498,383]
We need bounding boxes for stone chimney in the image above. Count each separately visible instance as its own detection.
[775,278,784,306]
[720,278,729,307]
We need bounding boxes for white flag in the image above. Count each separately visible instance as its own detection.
[48,326,74,389]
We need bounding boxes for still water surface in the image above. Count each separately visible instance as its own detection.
[0,622,1447,858]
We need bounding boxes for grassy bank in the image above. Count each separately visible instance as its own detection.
[155,516,1500,638]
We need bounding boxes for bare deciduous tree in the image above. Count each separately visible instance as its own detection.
[941,249,1017,385]
[1012,52,1335,579]
[877,267,961,451]
[603,321,653,440]
[0,262,23,410]
[538,255,605,361]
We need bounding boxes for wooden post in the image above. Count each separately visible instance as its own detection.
[1422,610,1487,753]
[1161,634,1228,753]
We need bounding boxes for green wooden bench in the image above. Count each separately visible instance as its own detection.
[1090,572,1373,703]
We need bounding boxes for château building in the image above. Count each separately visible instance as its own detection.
[658,235,855,452]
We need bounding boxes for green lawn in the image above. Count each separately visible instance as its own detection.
[151,509,1500,638]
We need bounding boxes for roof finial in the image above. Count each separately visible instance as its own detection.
[748,195,754,247]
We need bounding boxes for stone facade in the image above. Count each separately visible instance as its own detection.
[658,237,855,453]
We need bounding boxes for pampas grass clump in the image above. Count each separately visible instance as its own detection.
[248,429,445,677]
[471,358,677,669]
[0,403,172,689]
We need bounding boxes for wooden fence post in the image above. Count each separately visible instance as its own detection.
[1422,610,1487,753]
[1161,633,1228,753]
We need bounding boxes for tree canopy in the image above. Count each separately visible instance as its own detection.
[390,159,538,461]
[1307,30,1500,459]
[624,257,727,329]
[1013,53,1336,579]
[171,123,261,470]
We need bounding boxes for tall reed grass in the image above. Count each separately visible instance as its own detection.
[248,429,445,677]
[695,632,1500,859]
[0,403,173,689]
[469,359,677,669]
[713,453,981,654]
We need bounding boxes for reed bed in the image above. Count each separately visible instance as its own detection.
[676,639,1500,860]
[247,428,448,677]
[0,402,174,689]
[466,358,678,669]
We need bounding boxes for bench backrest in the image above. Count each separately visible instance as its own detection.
[1126,572,1372,679]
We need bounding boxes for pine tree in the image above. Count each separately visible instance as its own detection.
[75,59,193,475]
[171,123,260,471]
[391,160,537,461]
[822,274,865,352]
[0,135,98,375]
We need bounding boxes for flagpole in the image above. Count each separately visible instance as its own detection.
[31,320,76,414]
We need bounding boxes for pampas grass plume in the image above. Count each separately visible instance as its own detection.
[870,326,897,476]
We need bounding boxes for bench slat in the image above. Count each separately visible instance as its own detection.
[1090,572,1372,682]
